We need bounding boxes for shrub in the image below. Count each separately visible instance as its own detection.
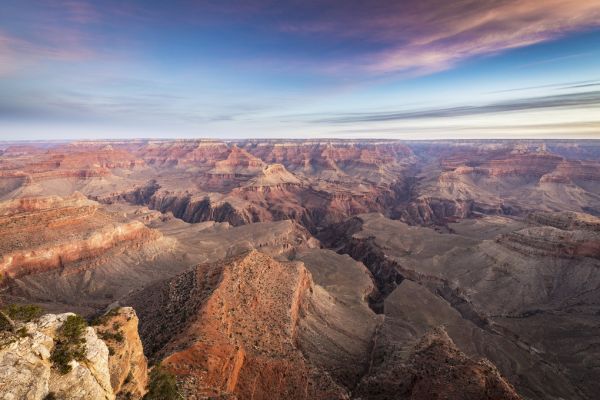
[50,315,88,375]
[98,329,124,343]
[16,327,28,338]
[89,307,121,326]
[143,364,180,400]
[0,312,12,332]
[60,315,87,340]
[3,304,42,322]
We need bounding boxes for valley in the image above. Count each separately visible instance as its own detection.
[1,139,600,399]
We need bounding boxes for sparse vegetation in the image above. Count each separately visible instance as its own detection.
[0,311,13,332]
[0,304,39,348]
[125,371,134,384]
[98,327,125,343]
[143,364,181,400]
[3,303,42,323]
[90,307,121,326]
[94,309,126,345]
[50,314,88,375]
[16,326,29,338]
[43,392,58,400]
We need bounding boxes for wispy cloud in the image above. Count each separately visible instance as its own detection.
[307,90,600,124]
[275,0,600,76]
[486,80,600,94]
[3,1,600,79]
[48,0,102,24]
[0,29,97,76]
[0,1,119,76]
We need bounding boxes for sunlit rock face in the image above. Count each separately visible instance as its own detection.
[0,307,148,400]
[0,313,114,400]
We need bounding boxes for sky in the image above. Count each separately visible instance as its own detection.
[1,0,600,140]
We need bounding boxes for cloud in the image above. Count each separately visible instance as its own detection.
[308,90,600,124]
[487,80,600,94]
[4,1,600,79]
[274,0,600,76]
[0,30,97,76]
[0,1,115,76]
[47,0,102,24]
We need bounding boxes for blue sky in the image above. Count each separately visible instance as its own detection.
[1,0,600,140]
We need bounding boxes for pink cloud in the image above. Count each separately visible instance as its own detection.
[365,0,600,74]
[0,28,97,76]
[276,0,600,76]
[0,1,112,76]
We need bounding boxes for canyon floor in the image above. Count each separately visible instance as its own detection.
[1,139,600,399]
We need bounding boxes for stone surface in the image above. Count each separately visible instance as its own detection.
[93,307,148,399]
[0,313,114,400]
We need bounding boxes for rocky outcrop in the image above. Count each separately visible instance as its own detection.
[154,251,348,399]
[0,307,148,400]
[0,312,114,400]
[354,327,522,400]
[93,308,148,399]
[92,180,161,206]
[129,248,380,396]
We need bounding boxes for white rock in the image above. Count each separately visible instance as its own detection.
[0,313,116,400]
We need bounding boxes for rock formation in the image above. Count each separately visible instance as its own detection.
[3,139,600,399]
[140,251,349,399]
[93,307,149,399]
[0,307,147,400]
[355,327,521,400]
[0,194,162,280]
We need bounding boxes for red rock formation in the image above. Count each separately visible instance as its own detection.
[0,194,162,279]
[0,143,144,189]
[160,251,348,399]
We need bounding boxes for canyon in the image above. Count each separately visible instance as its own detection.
[1,139,600,399]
